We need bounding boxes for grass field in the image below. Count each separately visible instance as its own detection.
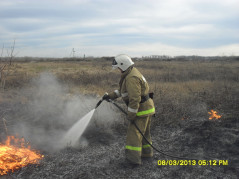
[2,59,239,124]
[1,59,239,178]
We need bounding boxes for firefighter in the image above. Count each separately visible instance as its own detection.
[103,54,155,165]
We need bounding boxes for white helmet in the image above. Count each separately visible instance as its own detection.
[112,54,134,71]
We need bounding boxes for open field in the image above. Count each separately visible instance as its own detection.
[0,59,238,178]
[2,59,239,122]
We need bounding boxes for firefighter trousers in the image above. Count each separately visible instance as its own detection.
[125,115,153,164]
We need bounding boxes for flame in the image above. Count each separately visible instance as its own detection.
[208,110,222,120]
[0,136,44,175]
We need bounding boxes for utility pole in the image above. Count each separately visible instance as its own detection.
[70,48,76,58]
[72,48,75,58]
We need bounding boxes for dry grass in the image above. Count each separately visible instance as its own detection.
[2,59,239,123]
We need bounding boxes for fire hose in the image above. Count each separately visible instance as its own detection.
[96,98,210,161]
[95,98,239,171]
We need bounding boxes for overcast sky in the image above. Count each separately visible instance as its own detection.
[0,0,239,57]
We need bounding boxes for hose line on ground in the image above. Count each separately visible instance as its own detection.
[107,99,206,161]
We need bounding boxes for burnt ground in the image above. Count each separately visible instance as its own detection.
[0,89,239,179]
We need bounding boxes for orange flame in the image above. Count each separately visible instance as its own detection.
[0,136,44,175]
[208,110,222,120]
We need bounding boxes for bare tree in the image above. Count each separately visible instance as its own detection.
[0,40,17,90]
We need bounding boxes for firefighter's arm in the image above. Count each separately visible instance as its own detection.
[126,76,141,121]
[107,89,121,100]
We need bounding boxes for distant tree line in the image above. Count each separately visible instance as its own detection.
[1,55,238,62]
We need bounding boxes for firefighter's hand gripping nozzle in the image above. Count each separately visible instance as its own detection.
[95,93,110,109]
[102,92,110,102]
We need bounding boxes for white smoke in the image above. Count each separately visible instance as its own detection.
[13,72,121,152]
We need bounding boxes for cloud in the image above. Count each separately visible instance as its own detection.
[0,0,238,57]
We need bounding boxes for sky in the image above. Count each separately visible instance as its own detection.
[0,0,239,57]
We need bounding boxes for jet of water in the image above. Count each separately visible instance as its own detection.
[60,109,95,148]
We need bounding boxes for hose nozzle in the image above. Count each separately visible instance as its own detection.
[95,92,109,109]
[95,99,103,109]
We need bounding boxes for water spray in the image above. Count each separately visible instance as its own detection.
[60,96,107,148]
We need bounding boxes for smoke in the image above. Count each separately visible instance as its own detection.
[12,72,121,152]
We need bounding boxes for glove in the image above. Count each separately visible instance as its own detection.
[128,111,137,123]
[102,93,110,101]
